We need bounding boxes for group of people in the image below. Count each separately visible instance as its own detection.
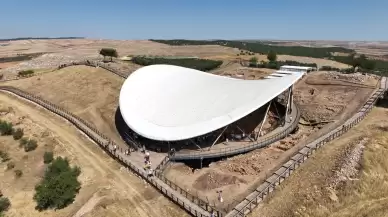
[143,148,153,177]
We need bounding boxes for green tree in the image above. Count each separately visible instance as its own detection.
[43,151,54,164]
[99,48,118,62]
[33,157,81,211]
[0,197,10,212]
[249,56,258,65]
[267,50,277,62]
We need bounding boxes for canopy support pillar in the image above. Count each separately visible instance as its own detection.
[273,100,281,120]
[257,100,272,140]
[190,139,203,152]
[285,86,292,123]
[208,126,228,151]
[236,126,254,142]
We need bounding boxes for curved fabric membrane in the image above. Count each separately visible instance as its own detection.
[119,64,304,141]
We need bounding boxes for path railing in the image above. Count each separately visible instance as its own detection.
[58,60,128,78]
[226,77,387,217]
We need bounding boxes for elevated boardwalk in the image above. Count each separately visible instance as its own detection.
[172,101,300,160]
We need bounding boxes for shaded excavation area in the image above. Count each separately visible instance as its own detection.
[162,71,379,213]
[115,100,286,153]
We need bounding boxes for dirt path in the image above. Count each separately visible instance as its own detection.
[0,92,186,217]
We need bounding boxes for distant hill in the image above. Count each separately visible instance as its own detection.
[0,37,84,42]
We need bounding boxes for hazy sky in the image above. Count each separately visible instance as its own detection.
[1,0,386,41]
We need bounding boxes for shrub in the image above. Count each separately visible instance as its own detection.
[320,65,340,71]
[0,197,10,212]
[249,56,258,65]
[0,151,10,162]
[267,50,277,62]
[0,120,13,136]
[19,137,28,148]
[34,157,81,210]
[18,69,34,77]
[43,151,54,164]
[12,128,23,140]
[14,170,23,178]
[6,162,15,170]
[24,139,38,152]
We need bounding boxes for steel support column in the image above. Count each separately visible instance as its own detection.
[208,126,228,150]
[257,100,272,140]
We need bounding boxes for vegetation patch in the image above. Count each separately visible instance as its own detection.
[6,162,15,170]
[150,39,354,58]
[12,128,23,140]
[249,60,317,69]
[0,151,10,162]
[33,156,81,210]
[0,197,11,214]
[151,39,388,74]
[99,48,118,62]
[43,151,54,164]
[19,138,38,152]
[132,56,223,71]
[14,169,23,178]
[17,69,34,77]
[0,120,13,135]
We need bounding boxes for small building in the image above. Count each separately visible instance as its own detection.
[279,65,315,73]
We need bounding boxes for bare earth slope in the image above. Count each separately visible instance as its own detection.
[250,107,388,217]
[0,92,186,217]
[4,65,125,145]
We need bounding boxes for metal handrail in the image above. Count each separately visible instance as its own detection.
[173,103,301,160]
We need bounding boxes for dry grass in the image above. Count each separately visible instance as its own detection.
[0,39,239,59]
[0,91,187,217]
[4,65,125,144]
[250,107,388,217]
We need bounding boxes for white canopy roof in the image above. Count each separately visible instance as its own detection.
[280,65,314,70]
[119,65,304,141]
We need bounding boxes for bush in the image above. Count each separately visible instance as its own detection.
[12,128,24,140]
[320,65,341,71]
[132,57,223,71]
[14,170,23,178]
[267,50,277,62]
[0,151,9,162]
[34,157,81,210]
[0,120,13,136]
[0,197,10,212]
[24,139,38,152]
[6,162,15,170]
[43,151,54,164]
[18,69,34,77]
[19,138,28,148]
[249,56,258,65]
